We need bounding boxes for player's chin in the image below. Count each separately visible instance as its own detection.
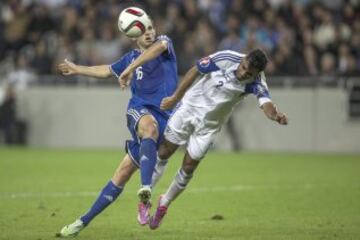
[144,41,153,47]
[145,38,155,46]
[139,40,152,48]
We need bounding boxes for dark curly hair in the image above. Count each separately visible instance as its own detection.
[246,49,268,72]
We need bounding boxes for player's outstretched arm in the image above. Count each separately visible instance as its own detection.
[58,59,112,78]
[161,66,200,110]
[261,102,288,125]
[119,41,168,89]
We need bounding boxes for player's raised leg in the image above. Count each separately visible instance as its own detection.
[58,154,137,237]
[135,114,159,224]
[137,114,159,200]
[150,151,199,230]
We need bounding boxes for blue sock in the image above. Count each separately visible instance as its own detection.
[80,180,123,226]
[139,138,157,186]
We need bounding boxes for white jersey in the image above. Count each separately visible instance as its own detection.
[181,50,272,127]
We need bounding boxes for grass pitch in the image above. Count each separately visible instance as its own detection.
[0,148,359,240]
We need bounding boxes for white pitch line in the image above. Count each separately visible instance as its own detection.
[0,191,98,199]
[0,184,333,200]
[188,185,256,193]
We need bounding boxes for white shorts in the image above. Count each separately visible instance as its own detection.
[164,105,219,160]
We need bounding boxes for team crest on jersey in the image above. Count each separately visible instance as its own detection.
[199,57,211,67]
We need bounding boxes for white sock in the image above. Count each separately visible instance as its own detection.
[151,155,168,187]
[140,185,152,190]
[161,168,193,207]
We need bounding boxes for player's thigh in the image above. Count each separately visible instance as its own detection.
[137,114,159,140]
[164,106,194,146]
[158,139,180,160]
[112,154,138,186]
[187,130,217,161]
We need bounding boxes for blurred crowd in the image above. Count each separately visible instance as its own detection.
[0,0,360,87]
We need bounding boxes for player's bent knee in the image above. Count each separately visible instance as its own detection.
[138,118,159,139]
[140,124,159,139]
[149,124,159,137]
[187,150,205,163]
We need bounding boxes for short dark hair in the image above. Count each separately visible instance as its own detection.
[246,49,268,72]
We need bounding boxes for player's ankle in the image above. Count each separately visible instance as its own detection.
[138,186,152,203]
[141,185,152,190]
[160,195,171,207]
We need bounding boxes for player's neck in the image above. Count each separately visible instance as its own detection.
[234,70,256,84]
[138,46,146,52]
[234,70,247,83]
[136,42,151,52]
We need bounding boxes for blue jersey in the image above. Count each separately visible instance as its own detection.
[110,35,178,116]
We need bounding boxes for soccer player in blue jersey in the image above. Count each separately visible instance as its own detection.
[57,21,177,236]
[146,49,288,229]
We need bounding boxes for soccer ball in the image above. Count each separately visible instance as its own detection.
[118,7,151,38]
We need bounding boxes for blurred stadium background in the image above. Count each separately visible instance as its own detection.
[0,1,360,239]
[0,0,360,151]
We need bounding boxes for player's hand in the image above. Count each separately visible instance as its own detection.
[119,67,134,90]
[58,59,78,75]
[161,96,178,110]
[276,112,288,125]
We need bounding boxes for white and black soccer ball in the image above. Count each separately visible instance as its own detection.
[118,7,151,38]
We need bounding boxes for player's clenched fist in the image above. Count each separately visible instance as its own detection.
[160,96,178,110]
[276,112,288,125]
[58,59,78,75]
[119,67,134,90]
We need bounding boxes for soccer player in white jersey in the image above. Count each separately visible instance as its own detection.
[148,48,288,229]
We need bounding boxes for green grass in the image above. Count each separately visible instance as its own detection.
[0,148,359,240]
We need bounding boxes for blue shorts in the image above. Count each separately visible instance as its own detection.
[125,105,169,167]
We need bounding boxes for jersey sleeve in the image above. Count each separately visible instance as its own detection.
[156,35,176,60]
[245,72,272,107]
[109,55,129,78]
[210,50,243,69]
[196,50,244,74]
[196,56,220,74]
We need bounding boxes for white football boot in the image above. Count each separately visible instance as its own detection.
[58,219,84,237]
[137,186,152,203]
